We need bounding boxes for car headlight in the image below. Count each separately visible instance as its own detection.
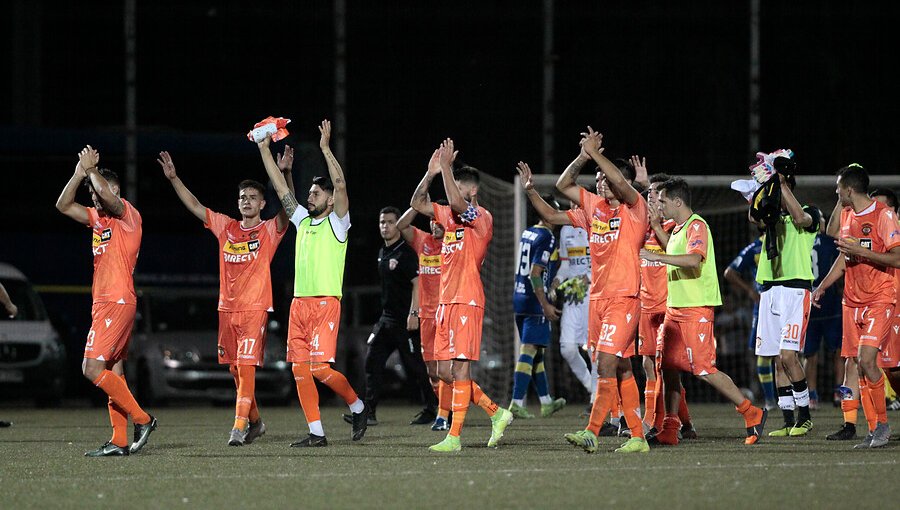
[161,345,201,368]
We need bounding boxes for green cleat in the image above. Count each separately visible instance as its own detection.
[429,434,461,452]
[563,429,598,453]
[789,420,813,436]
[540,398,567,418]
[488,408,514,447]
[508,402,535,419]
[768,426,791,437]
[615,436,650,453]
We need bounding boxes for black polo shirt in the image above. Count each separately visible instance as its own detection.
[378,238,418,324]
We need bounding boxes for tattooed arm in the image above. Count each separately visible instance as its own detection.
[410,148,442,216]
[258,136,300,219]
[318,120,348,218]
[555,151,591,207]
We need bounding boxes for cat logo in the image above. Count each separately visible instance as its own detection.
[101,228,112,242]
[455,228,465,240]
[859,238,873,250]
[248,239,260,252]
[609,218,621,231]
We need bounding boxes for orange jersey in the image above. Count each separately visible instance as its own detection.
[432,202,493,307]
[205,209,286,312]
[410,227,443,317]
[640,220,676,312]
[87,199,142,305]
[566,188,648,300]
[839,200,900,307]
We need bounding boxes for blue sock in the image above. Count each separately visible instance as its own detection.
[511,347,535,402]
[532,349,551,404]
[809,389,819,402]
[757,356,776,403]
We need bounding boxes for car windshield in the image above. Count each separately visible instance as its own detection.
[145,293,218,332]
[0,278,48,321]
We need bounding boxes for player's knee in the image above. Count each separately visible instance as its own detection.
[82,361,103,381]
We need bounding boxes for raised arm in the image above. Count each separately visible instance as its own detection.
[318,120,348,218]
[517,162,572,226]
[582,128,640,206]
[825,199,842,237]
[411,149,442,216]
[779,177,813,228]
[397,207,418,243]
[257,136,300,219]
[0,282,18,319]
[158,151,206,222]
[631,155,650,189]
[437,139,467,214]
[274,144,296,232]
[55,154,90,225]
[81,146,125,217]
[555,148,591,206]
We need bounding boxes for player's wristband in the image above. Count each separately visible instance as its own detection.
[409,310,419,317]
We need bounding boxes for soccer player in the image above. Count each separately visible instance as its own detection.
[352,206,437,426]
[158,149,290,446]
[812,164,900,448]
[256,120,367,447]
[410,140,514,452]
[397,204,452,430]
[552,217,595,416]
[640,178,768,445]
[517,127,650,454]
[749,172,819,437]
[508,200,566,419]
[869,190,900,410]
[639,169,696,441]
[55,145,157,456]
[802,210,843,410]
[724,236,775,410]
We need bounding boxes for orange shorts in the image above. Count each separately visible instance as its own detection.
[588,296,640,359]
[435,303,483,361]
[841,304,893,359]
[878,310,900,369]
[660,307,719,376]
[638,310,665,356]
[218,310,268,366]
[288,297,341,363]
[84,302,136,362]
[420,316,438,362]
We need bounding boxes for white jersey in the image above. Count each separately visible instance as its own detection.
[555,225,590,281]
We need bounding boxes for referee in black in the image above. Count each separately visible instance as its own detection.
[347,206,438,425]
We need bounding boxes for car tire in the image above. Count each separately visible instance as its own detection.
[136,361,166,407]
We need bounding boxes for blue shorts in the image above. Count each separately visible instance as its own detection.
[516,314,550,347]
[803,316,842,355]
[747,309,759,351]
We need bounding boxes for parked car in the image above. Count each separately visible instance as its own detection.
[125,286,293,405]
[0,263,67,406]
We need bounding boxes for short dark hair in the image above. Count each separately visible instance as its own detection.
[379,206,401,218]
[659,178,691,206]
[649,173,672,185]
[312,176,334,194]
[452,166,480,185]
[238,179,266,196]
[836,164,868,194]
[612,158,637,182]
[84,168,120,188]
[870,188,899,212]
[541,194,559,209]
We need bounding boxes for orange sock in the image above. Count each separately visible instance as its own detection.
[653,389,666,431]
[841,398,859,425]
[233,365,256,431]
[470,381,498,417]
[437,381,451,419]
[231,365,260,424]
[108,393,128,448]
[656,414,681,445]
[860,378,877,432]
[292,363,321,424]
[869,375,888,424]
[449,380,472,437]
[678,387,692,425]
[736,398,762,428]
[587,378,616,435]
[311,363,359,405]
[643,382,657,426]
[619,376,644,439]
[93,370,150,425]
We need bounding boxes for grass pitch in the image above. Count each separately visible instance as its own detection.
[1,402,897,509]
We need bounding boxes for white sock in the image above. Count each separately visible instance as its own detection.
[777,395,795,411]
[512,398,525,407]
[561,342,593,393]
[309,420,324,437]
[349,399,365,414]
[539,395,553,405]
[793,389,810,408]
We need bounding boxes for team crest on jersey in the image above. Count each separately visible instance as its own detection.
[861,223,873,235]
[249,230,260,240]
[389,258,398,271]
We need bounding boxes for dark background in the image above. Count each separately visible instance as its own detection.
[1,1,897,400]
